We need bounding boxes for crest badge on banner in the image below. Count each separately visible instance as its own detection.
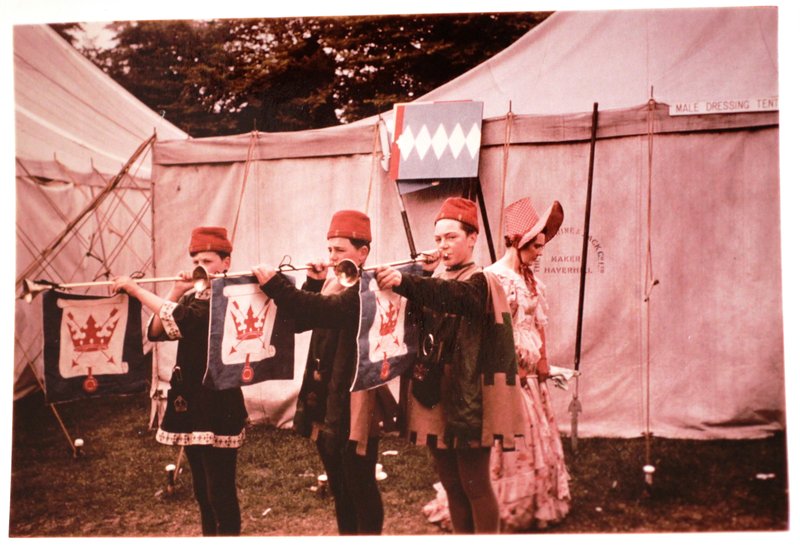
[205,275,295,390]
[351,265,422,392]
[42,291,149,403]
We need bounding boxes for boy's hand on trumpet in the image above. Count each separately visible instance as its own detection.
[110,275,139,296]
[305,259,329,281]
[171,270,197,296]
[252,264,278,285]
[374,265,402,290]
[418,250,441,273]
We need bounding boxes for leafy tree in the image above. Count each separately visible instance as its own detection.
[65,13,550,137]
[49,22,82,46]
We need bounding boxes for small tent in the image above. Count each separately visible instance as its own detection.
[13,25,188,423]
[149,7,782,438]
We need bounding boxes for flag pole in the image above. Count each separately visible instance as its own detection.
[392,181,418,259]
[472,178,497,263]
[570,102,599,453]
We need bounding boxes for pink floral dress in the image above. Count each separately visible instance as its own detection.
[421,263,571,532]
[484,263,571,530]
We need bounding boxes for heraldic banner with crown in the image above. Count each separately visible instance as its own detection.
[205,275,295,390]
[42,290,150,404]
[351,264,422,392]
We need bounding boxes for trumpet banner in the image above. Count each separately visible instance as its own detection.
[42,291,149,404]
[205,275,295,390]
[352,265,422,392]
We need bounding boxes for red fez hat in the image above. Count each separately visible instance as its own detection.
[327,210,372,242]
[504,198,564,249]
[435,197,479,232]
[188,226,233,255]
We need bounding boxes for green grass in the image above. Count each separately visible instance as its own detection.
[8,391,789,536]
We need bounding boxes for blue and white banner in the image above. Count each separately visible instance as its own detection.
[205,275,294,390]
[42,291,149,403]
[351,265,422,392]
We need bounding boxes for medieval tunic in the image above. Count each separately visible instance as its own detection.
[394,264,527,450]
[151,291,247,448]
[261,274,391,454]
[484,263,571,529]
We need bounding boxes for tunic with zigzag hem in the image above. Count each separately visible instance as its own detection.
[393,265,528,450]
[150,291,248,448]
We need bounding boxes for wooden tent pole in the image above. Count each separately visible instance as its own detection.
[570,102,600,453]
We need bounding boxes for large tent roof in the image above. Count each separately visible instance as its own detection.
[418,7,778,118]
[14,24,188,179]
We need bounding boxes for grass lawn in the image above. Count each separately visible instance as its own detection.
[8,391,789,537]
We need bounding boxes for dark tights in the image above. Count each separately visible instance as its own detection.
[431,447,498,533]
[316,435,384,534]
[184,445,241,536]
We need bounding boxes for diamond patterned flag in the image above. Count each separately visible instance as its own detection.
[389,101,484,185]
[351,264,423,392]
[205,275,295,390]
[42,290,149,404]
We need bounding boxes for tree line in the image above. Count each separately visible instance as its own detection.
[52,13,550,137]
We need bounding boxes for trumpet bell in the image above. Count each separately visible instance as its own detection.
[333,259,360,288]
[19,279,54,303]
[191,265,211,292]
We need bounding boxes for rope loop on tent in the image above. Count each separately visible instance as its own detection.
[498,101,514,254]
[230,131,258,247]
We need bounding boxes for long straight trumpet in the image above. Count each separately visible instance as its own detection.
[190,262,334,290]
[19,250,438,302]
[18,262,328,303]
[19,274,195,303]
[195,249,438,290]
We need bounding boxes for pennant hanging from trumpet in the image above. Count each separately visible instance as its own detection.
[205,275,295,390]
[42,290,149,404]
[351,264,423,392]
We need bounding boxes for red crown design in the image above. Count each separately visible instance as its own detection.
[66,309,120,352]
[378,300,399,337]
[230,300,268,341]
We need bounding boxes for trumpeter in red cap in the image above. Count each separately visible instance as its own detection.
[111,223,244,535]
[372,197,530,534]
[250,207,384,534]
[327,210,372,243]
[430,197,480,271]
[434,197,479,233]
[188,226,233,255]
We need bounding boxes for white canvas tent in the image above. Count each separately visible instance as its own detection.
[13,25,188,418]
[149,6,783,439]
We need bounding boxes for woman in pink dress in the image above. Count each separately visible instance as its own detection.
[484,197,571,531]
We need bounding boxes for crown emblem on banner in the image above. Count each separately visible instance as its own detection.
[66,310,120,352]
[230,301,268,341]
[378,299,400,337]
